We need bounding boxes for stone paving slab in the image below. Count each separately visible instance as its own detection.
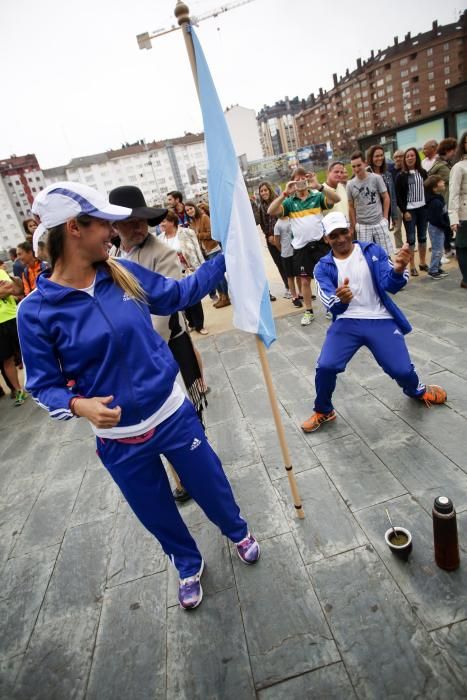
[374,433,467,514]
[355,494,467,630]
[232,533,339,689]
[257,662,357,699]
[275,468,367,563]
[431,619,467,687]
[0,545,59,659]
[86,573,167,700]
[106,509,167,589]
[206,417,260,470]
[2,270,467,698]
[314,433,406,512]
[310,546,466,698]
[166,587,255,700]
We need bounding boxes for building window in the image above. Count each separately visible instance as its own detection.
[414,109,421,116]
[385,74,392,82]
[388,106,395,114]
[429,96,436,103]
[429,83,435,90]
[36,176,41,181]
[445,78,451,86]
[444,55,450,63]
[387,95,394,103]
[427,60,434,68]
[400,57,408,66]
[400,70,408,77]
[377,89,385,97]
[430,106,437,112]
[443,42,449,50]
[444,66,450,75]
[376,79,384,87]
[410,65,418,73]
[386,84,393,93]
[428,71,434,80]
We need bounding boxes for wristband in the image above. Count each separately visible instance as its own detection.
[69,396,82,416]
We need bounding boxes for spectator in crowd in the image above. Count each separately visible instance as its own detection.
[9,247,24,278]
[429,138,457,257]
[388,150,406,250]
[184,201,231,308]
[0,270,26,405]
[347,151,392,255]
[268,167,340,325]
[395,147,428,276]
[424,175,450,279]
[366,145,398,231]
[301,212,447,433]
[17,181,260,610]
[449,131,467,289]
[36,240,50,264]
[22,218,38,244]
[159,210,208,334]
[324,161,349,218]
[273,215,302,307]
[166,191,190,227]
[258,181,290,298]
[421,139,438,172]
[198,201,210,216]
[16,241,48,295]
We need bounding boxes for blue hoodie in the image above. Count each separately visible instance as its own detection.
[314,241,412,334]
[17,255,225,424]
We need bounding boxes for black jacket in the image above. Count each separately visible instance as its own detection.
[395,168,428,214]
[426,193,450,232]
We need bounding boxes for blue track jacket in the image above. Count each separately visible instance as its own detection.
[314,241,412,334]
[17,255,225,423]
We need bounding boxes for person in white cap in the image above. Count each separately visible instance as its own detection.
[300,211,447,433]
[17,182,260,610]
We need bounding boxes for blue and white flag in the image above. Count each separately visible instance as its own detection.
[190,26,276,348]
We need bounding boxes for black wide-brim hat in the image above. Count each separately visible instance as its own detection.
[109,186,167,227]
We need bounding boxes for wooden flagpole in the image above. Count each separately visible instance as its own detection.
[174,1,305,519]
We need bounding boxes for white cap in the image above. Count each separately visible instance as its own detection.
[31,181,132,254]
[322,211,350,236]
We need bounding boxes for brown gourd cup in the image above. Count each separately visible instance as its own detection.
[384,526,413,561]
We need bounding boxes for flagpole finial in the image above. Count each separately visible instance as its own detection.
[175,1,190,25]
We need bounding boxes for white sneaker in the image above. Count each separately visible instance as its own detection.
[283,290,292,299]
[441,255,449,265]
[301,310,314,326]
[325,311,333,320]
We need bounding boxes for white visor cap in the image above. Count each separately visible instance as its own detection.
[31,181,132,253]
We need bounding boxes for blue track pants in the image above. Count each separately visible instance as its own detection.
[96,399,248,578]
[314,318,425,414]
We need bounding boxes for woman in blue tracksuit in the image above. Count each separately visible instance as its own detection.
[300,211,447,433]
[17,182,260,610]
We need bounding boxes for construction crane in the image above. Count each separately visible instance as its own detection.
[137,0,255,49]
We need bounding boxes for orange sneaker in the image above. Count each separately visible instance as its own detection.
[418,385,447,406]
[301,410,336,433]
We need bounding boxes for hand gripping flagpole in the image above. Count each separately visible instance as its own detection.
[174,1,304,519]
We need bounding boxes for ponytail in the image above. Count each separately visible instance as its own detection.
[46,216,147,303]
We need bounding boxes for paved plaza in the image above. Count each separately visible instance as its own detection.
[1,265,467,699]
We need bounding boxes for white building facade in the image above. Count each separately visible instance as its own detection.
[224,105,263,162]
[0,178,23,250]
[43,136,208,205]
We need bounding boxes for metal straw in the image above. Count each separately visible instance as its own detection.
[385,508,398,540]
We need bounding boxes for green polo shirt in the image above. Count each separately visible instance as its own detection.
[282,191,332,249]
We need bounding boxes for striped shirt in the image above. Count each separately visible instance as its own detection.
[407,170,425,209]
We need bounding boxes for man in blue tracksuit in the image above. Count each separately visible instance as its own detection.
[17,182,260,610]
[301,212,447,433]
